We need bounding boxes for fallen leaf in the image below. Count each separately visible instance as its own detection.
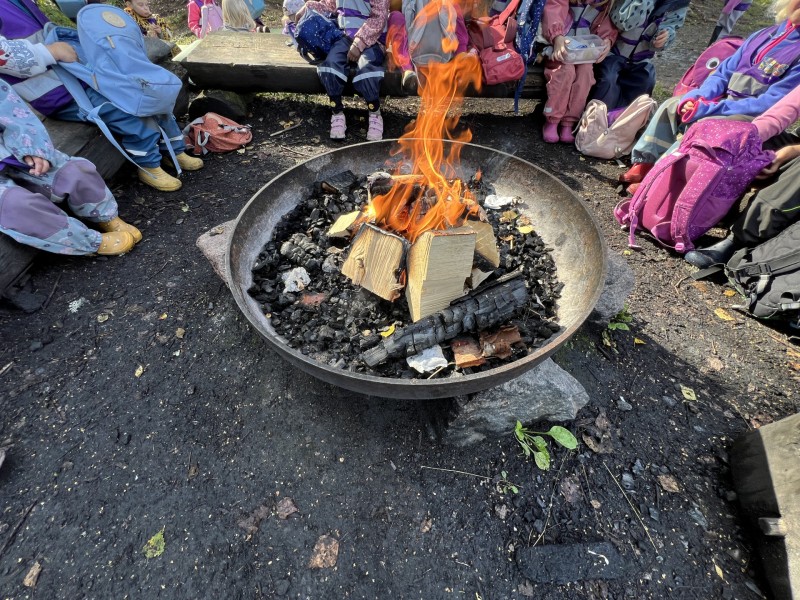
[516,216,532,226]
[582,433,613,454]
[518,581,535,597]
[723,289,736,297]
[714,308,735,321]
[500,210,518,222]
[180,202,190,212]
[790,362,800,371]
[142,528,165,558]
[680,385,697,401]
[692,281,709,293]
[420,518,432,533]
[380,324,396,338]
[97,313,109,323]
[714,561,724,580]
[187,461,199,480]
[308,535,339,569]
[134,365,144,378]
[590,499,602,509]
[23,562,41,588]
[238,505,271,535]
[159,313,168,320]
[517,225,534,235]
[559,475,581,504]
[276,497,299,520]
[658,474,680,493]
[622,249,632,256]
[175,327,186,339]
[634,338,645,345]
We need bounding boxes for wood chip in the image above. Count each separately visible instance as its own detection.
[452,337,486,368]
[23,562,41,588]
[658,474,680,493]
[308,535,339,569]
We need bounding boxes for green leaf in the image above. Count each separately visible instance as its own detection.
[501,470,508,479]
[533,450,550,471]
[510,485,519,494]
[143,528,165,559]
[547,426,578,450]
[532,435,548,453]
[607,322,630,331]
[520,442,532,457]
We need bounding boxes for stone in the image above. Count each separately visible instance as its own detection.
[188,89,250,122]
[143,37,175,63]
[196,220,235,283]
[588,252,635,325]
[516,541,633,584]
[442,358,589,446]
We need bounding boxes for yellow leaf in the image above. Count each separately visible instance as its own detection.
[500,210,518,222]
[634,338,645,345]
[622,250,632,256]
[143,528,165,559]
[680,384,696,401]
[380,324,396,338]
[159,313,168,320]
[517,225,534,234]
[714,308,735,321]
[134,365,144,378]
[723,289,736,297]
[97,314,109,323]
[714,562,724,580]
[179,202,190,212]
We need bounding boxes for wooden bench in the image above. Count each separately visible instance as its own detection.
[176,32,545,98]
[0,120,127,295]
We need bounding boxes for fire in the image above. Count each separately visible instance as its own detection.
[361,10,484,243]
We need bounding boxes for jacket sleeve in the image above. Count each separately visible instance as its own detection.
[591,8,618,43]
[542,0,570,42]
[753,83,800,140]
[656,6,687,49]
[611,0,655,32]
[0,85,57,164]
[0,37,56,79]
[354,0,389,48]
[677,45,742,110]
[304,0,337,16]
[187,2,203,37]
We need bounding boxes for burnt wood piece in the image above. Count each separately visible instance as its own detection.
[361,276,528,367]
[730,413,800,600]
[280,233,320,265]
[321,170,358,195]
[176,32,545,97]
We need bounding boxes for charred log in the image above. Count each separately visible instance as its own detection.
[280,233,322,266]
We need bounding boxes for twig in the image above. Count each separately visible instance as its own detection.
[269,119,303,137]
[278,145,313,158]
[0,501,36,560]
[42,272,62,310]
[0,362,13,377]
[767,331,799,351]
[674,274,689,291]
[421,465,489,480]
[601,461,657,552]
[531,452,568,547]
[426,365,447,379]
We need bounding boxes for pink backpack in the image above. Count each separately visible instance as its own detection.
[467,0,526,85]
[672,37,743,96]
[614,120,774,253]
[575,95,657,159]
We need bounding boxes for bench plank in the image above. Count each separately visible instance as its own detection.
[178,32,545,98]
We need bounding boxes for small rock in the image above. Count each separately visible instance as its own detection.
[662,395,678,408]
[621,473,635,491]
[274,579,290,596]
[29,341,43,352]
[725,490,737,503]
[648,507,660,522]
[495,504,509,520]
[617,397,633,412]
[687,504,708,530]
[632,459,645,477]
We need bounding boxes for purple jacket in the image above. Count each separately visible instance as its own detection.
[0,0,75,116]
[678,21,800,122]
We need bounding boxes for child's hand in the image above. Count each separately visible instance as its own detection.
[23,156,50,176]
[552,36,568,62]
[46,42,78,63]
[679,100,695,115]
[595,39,612,63]
[652,30,669,49]
[756,145,800,179]
[347,39,364,62]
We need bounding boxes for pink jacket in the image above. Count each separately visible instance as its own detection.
[187,0,223,38]
[754,83,800,141]
[542,0,617,44]
[304,0,389,48]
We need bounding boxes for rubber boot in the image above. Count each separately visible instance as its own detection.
[620,162,654,184]
[97,231,136,255]
[559,124,575,144]
[684,235,737,269]
[138,166,182,192]
[542,122,559,144]
[175,152,204,171]
[97,217,142,243]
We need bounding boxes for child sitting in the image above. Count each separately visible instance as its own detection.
[188,0,224,38]
[0,82,140,256]
[592,0,688,111]
[222,0,270,31]
[125,0,173,42]
[297,0,389,141]
[540,0,618,144]
[282,0,306,40]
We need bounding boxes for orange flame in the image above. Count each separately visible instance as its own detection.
[361,7,483,244]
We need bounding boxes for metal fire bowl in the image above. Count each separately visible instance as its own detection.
[227,140,607,400]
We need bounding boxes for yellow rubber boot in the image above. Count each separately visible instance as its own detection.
[175,152,204,171]
[138,166,182,192]
[97,217,142,243]
[97,231,136,255]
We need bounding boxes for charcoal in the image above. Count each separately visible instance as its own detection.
[321,170,357,194]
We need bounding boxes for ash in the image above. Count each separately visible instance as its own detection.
[248,170,563,379]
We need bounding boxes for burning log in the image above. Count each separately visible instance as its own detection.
[341,223,408,301]
[361,276,528,367]
[405,226,476,322]
[328,211,360,239]
[465,219,500,269]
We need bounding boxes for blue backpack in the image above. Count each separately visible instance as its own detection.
[244,0,265,20]
[295,9,343,62]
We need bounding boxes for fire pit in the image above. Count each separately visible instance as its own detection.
[226,140,607,399]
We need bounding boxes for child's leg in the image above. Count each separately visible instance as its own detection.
[0,175,102,255]
[352,44,385,110]
[387,12,413,72]
[591,54,625,109]
[562,63,595,126]
[618,62,656,108]
[630,95,683,164]
[543,60,577,124]
[155,114,189,157]
[318,37,352,113]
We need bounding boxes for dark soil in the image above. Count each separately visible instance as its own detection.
[1,1,798,598]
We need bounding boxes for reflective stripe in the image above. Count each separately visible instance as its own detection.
[125,148,149,156]
[727,72,769,97]
[640,134,674,149]
[352,71,384,83]
[318,66,348,81]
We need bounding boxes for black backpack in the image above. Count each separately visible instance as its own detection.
[725,220,800,323]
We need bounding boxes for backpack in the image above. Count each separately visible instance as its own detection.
[183,112,253,155]
[724,221,800,322]
[672,37,743,96]
[467,0,526,85]
[193,0,224,38]
[614,120,774,253]
[45,6,181,117]
[575,95,657,159]
[294,8,343,62]
[407,0,460,66]
[244,0,265,20]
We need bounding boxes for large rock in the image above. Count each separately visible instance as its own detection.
[589,252,635,325]
[196,220,235,283]
[188,89,250,121]
[442,358,589,446]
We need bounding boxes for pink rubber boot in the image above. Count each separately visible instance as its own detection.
[542,122,559,143]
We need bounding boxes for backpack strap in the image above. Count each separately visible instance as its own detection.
[669,157,723,253]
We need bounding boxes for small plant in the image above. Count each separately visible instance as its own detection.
[514,421,578,471]
[607,305,633,331]
[497,470,520,495]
